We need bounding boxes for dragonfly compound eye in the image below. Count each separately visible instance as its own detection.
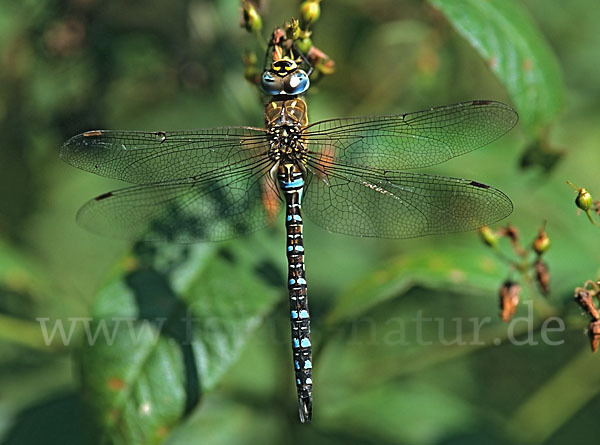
[261,71,285,95]
[283,70,310,95]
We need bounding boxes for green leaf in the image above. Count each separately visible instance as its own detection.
[428,0,564,131]
[321,381,474,443]
[507,347,600,443]
[77,235,283,444]
[165,395,284,445]
[326,244,504,325]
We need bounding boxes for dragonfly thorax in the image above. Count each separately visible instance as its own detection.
[268,124,307,162]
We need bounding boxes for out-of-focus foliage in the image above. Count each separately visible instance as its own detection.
[429,0,564,133]
[1,0,599,444]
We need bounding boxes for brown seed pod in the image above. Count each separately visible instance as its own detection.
[574,288,600,321]
[499,281,520,322]
[534,259,550,295]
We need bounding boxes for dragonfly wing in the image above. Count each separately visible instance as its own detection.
[61,127,269,184]
[304,101,518,170]
[302,161,512,238]
[76,157,276,242]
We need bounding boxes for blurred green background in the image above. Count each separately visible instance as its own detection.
[1,0,600,444]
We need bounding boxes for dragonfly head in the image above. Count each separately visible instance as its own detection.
[261,57,310,96]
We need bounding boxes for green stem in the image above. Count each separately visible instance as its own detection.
[490,244,519,269]
[0,312,66,351]
[585,209,599,226]
[520,269,556,319]
[254,30,267,52]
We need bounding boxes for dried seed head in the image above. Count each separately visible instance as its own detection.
[500,224,520,244]
[589,320,600,353]
[574,288,600,321]
[499,281,520,322]
[534,259,550,296]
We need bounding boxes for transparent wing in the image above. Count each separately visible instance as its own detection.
[302,159,512,238]
[60,127,269,184]
[76,155,277,242]
[304,101,518,170]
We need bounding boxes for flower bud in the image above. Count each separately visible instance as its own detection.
[300,0,321,28]
[242,1,262,33]
[479,225,497,248]
[243,51,260,85]
[567,181,594,211]
[296,37,312,54]
[286,18,302,40]
[576,188,593,211]
[532,228,550,255]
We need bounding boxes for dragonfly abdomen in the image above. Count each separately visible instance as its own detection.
[278,162,313,423]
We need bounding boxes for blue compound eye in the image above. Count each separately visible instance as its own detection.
[261,71,284,95]
[283,70,310,95]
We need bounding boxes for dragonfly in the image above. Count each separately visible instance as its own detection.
[61,44,518,423]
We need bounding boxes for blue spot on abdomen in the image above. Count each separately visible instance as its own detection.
[282,178,305,189]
